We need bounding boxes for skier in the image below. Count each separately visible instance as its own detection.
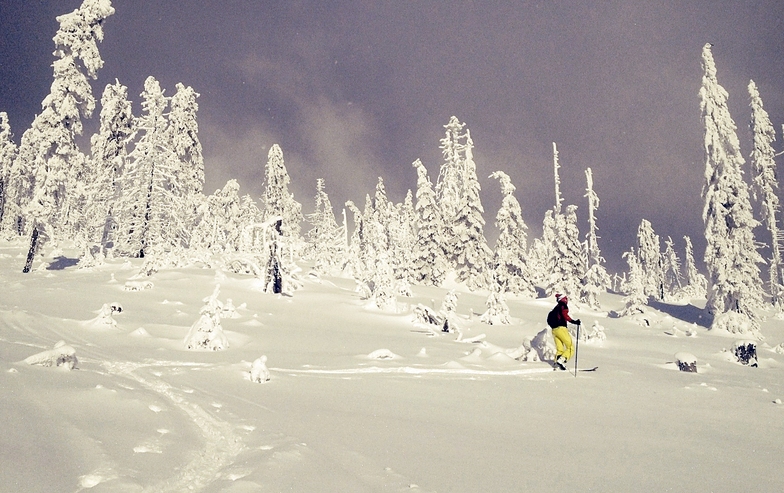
[547,294,581,370]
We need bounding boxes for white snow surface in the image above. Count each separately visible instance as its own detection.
[1,241,784,492]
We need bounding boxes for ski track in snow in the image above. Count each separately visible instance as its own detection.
[272,365,555,376]
[100,360,246,492]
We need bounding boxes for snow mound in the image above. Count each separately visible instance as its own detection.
[367,349,401,360]
[129,327,151,337]
[675,352,698,373]
[250,356,270,383]
[23,340,78,370]
[124,280,154,291]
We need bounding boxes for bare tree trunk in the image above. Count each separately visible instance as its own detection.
[22,225,40,273]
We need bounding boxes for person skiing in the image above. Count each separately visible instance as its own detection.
[547,294,581,370]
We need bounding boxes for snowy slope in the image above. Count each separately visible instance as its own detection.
[1,239,783,493]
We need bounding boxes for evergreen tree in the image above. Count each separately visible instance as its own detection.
[748,79,783,310]
[546,205,583,298]
[699,43,764,335]
[120,76,174,257]
[661,236,683,300]
[82,80,135,257]
[305,178,344,273]
[191,180,243,254]
[581,167,611,308]
[412,159,447,285]
[636,219,663,300]
[451,132,492,290]
[18,0,115,272]
[436,116,466,225]
[619,250,647,316]
[261,144,303,240]
[0,113,19,235]
[682,235,707,299]
[389,190,417,285]
[489,170,535,297]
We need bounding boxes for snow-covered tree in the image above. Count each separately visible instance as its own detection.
[546,205,583,298]
[0,113,19,235]
[261,144,303,240]
[18,0,115,272]
[389,189,417,285]
[581,167,611,308]
[661,236,683,300]
[480,283,511,325]
[451,132,492,290]
[749,79,783,311]
[699,43,764,336]
[636,219,663,301]
[412,159,447,285]
[436,116,466,226]
[184,285,229,351]
[305,178,344,273]
[553,142,564,213]
[81,80,135,258]
[489,170,535,297]
[682,235,707,299]
[119,76,175,257]
[619,250,647,316]
[191,180,244,254]
[167,83,204,197]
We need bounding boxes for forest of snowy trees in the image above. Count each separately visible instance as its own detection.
[0,3,782,339]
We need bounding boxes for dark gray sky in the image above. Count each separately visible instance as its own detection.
[2,1,783,273]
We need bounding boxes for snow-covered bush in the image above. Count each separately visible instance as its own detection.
[584,320,606,342]
[24,341,78,370]
[731,340,758,367]
[480,289,510,325]
[412,304,445,330]
[711,311,764,340]
[250,356,270,383]
[184,285,229,351]
[86,303,119,328]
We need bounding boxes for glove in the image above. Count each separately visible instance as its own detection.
[573,319,581,326]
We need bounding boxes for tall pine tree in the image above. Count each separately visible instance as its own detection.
[699,43,764,336]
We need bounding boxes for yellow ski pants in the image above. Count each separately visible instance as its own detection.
[552,326,573,361]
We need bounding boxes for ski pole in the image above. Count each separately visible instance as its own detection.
[574,322,580,377]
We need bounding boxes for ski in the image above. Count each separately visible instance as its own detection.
[579,366,598,372]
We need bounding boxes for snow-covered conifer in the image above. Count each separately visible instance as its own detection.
[682,235,707,299]
[552,142,564,213]
[699,44,764,335]
[261,144,303,240]
[636,219,663,301]
[184,285,229,351]
[480,283,511,325]
[749,79,783,311]
[412,159,447,285]
[191,180,243,254]
[18,0,115,272]
[168,83,204,196]
[436,116,466,225]
[451,132,491,291]
[81,81,135,258]
[305,178,344,273]
[661,236,683,300]
[619,250,647,316]
[390,190,417,284]
[546,205,583,298]
[117,76,172,256]
[489,170,535,297]
[0,113,19,235]
[581,167,611,308]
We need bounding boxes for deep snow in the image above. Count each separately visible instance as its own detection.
[1,239,783,492]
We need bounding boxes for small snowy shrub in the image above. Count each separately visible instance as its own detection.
[480,290,511,325]
[250,356,270,383]
[509,338,539,362]
[712,311,763,340]
[675,352,698,373]
[24,341,78,370]
[586,320,606,342]
[184,285,229,351]
[731,340,758,367]
[89,303,118,328]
